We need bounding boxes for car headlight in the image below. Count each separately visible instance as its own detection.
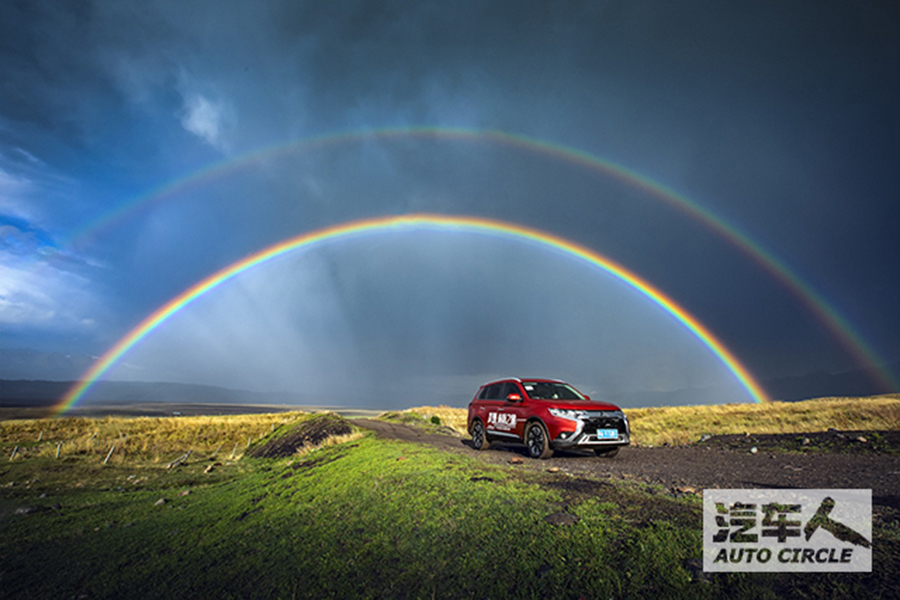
[549,408,582,419]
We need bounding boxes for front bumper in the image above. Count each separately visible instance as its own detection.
[550,410,630,449]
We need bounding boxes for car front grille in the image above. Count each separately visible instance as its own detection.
[580,411,627,435]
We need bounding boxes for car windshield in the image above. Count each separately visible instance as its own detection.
[521,381,584,400]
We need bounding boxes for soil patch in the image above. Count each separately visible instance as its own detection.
[247,414,353,459]
[541,476,609,503]
[699,429,900,455]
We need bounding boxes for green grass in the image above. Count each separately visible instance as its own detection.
[378,409,461,435]
[2,413,897,599]
[0,431,704,599]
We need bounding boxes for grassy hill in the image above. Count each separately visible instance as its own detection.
[1,397,898,599]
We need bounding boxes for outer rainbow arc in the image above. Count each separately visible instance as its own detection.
[480,131,896,390]
[56,214,770,416]
[61,127,896,390]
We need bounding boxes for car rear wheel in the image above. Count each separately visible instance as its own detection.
[593,447,620,458]
[471,419,491,450]
[525,421,552,459]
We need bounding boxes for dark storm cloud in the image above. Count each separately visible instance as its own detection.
[1,0,898,405]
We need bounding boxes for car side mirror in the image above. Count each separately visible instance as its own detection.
[506,393,522,402]
[584,395,591,400]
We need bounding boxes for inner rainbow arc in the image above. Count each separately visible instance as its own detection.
[56,214,770,416]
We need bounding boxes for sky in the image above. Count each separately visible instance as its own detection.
[1,0,898,409]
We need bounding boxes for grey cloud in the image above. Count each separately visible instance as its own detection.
[1,0,898,405]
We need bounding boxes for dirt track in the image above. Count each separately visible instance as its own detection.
[355,419,900,512]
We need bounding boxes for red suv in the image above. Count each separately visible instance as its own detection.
[467,378,630,459]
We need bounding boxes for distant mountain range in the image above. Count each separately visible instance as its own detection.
[608,363,899,407]
[605,361,900,407]
[0,379,306,408]
[764,363,900,401]
[1,348,897,409]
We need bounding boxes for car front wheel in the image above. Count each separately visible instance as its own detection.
[471,419,491,450]
[525,421,552,459]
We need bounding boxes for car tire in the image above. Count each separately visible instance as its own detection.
[593,447,620,458]
[525,421,553,459]
[471,419,491,450]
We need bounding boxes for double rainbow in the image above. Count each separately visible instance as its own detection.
[63,127,896,390]
[56,214,770,415]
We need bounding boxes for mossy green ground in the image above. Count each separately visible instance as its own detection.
[1,422,896,599]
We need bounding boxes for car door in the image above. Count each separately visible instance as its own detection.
[483,382,518,440]
[480,383,505,435]
[501,381,529,441]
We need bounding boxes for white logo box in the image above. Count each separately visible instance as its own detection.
[703,489,871,572]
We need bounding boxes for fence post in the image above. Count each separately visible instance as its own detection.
[56,442,62,459]
[104,446,116,465]
[166,450,192,469]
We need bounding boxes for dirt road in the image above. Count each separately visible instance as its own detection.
[355,419,900,512]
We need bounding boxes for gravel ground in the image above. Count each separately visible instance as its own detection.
[355,419,900,513]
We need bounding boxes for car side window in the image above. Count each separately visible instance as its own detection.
[502,382,521,399]
[486,383,502,399]
[477,386,490,400]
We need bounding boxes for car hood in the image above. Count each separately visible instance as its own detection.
[538,400,623,411]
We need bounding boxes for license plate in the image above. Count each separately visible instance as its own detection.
[595,429,618,440]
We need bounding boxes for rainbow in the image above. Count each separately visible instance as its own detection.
[63,127,897,390]
[56,214,770,415]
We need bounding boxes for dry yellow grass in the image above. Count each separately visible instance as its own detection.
[409,395,900,447]
[0,411,311,463]
[3,395,897,462]
[627,394,900,446]
[290,431,366,459]
[408,406,469,432]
